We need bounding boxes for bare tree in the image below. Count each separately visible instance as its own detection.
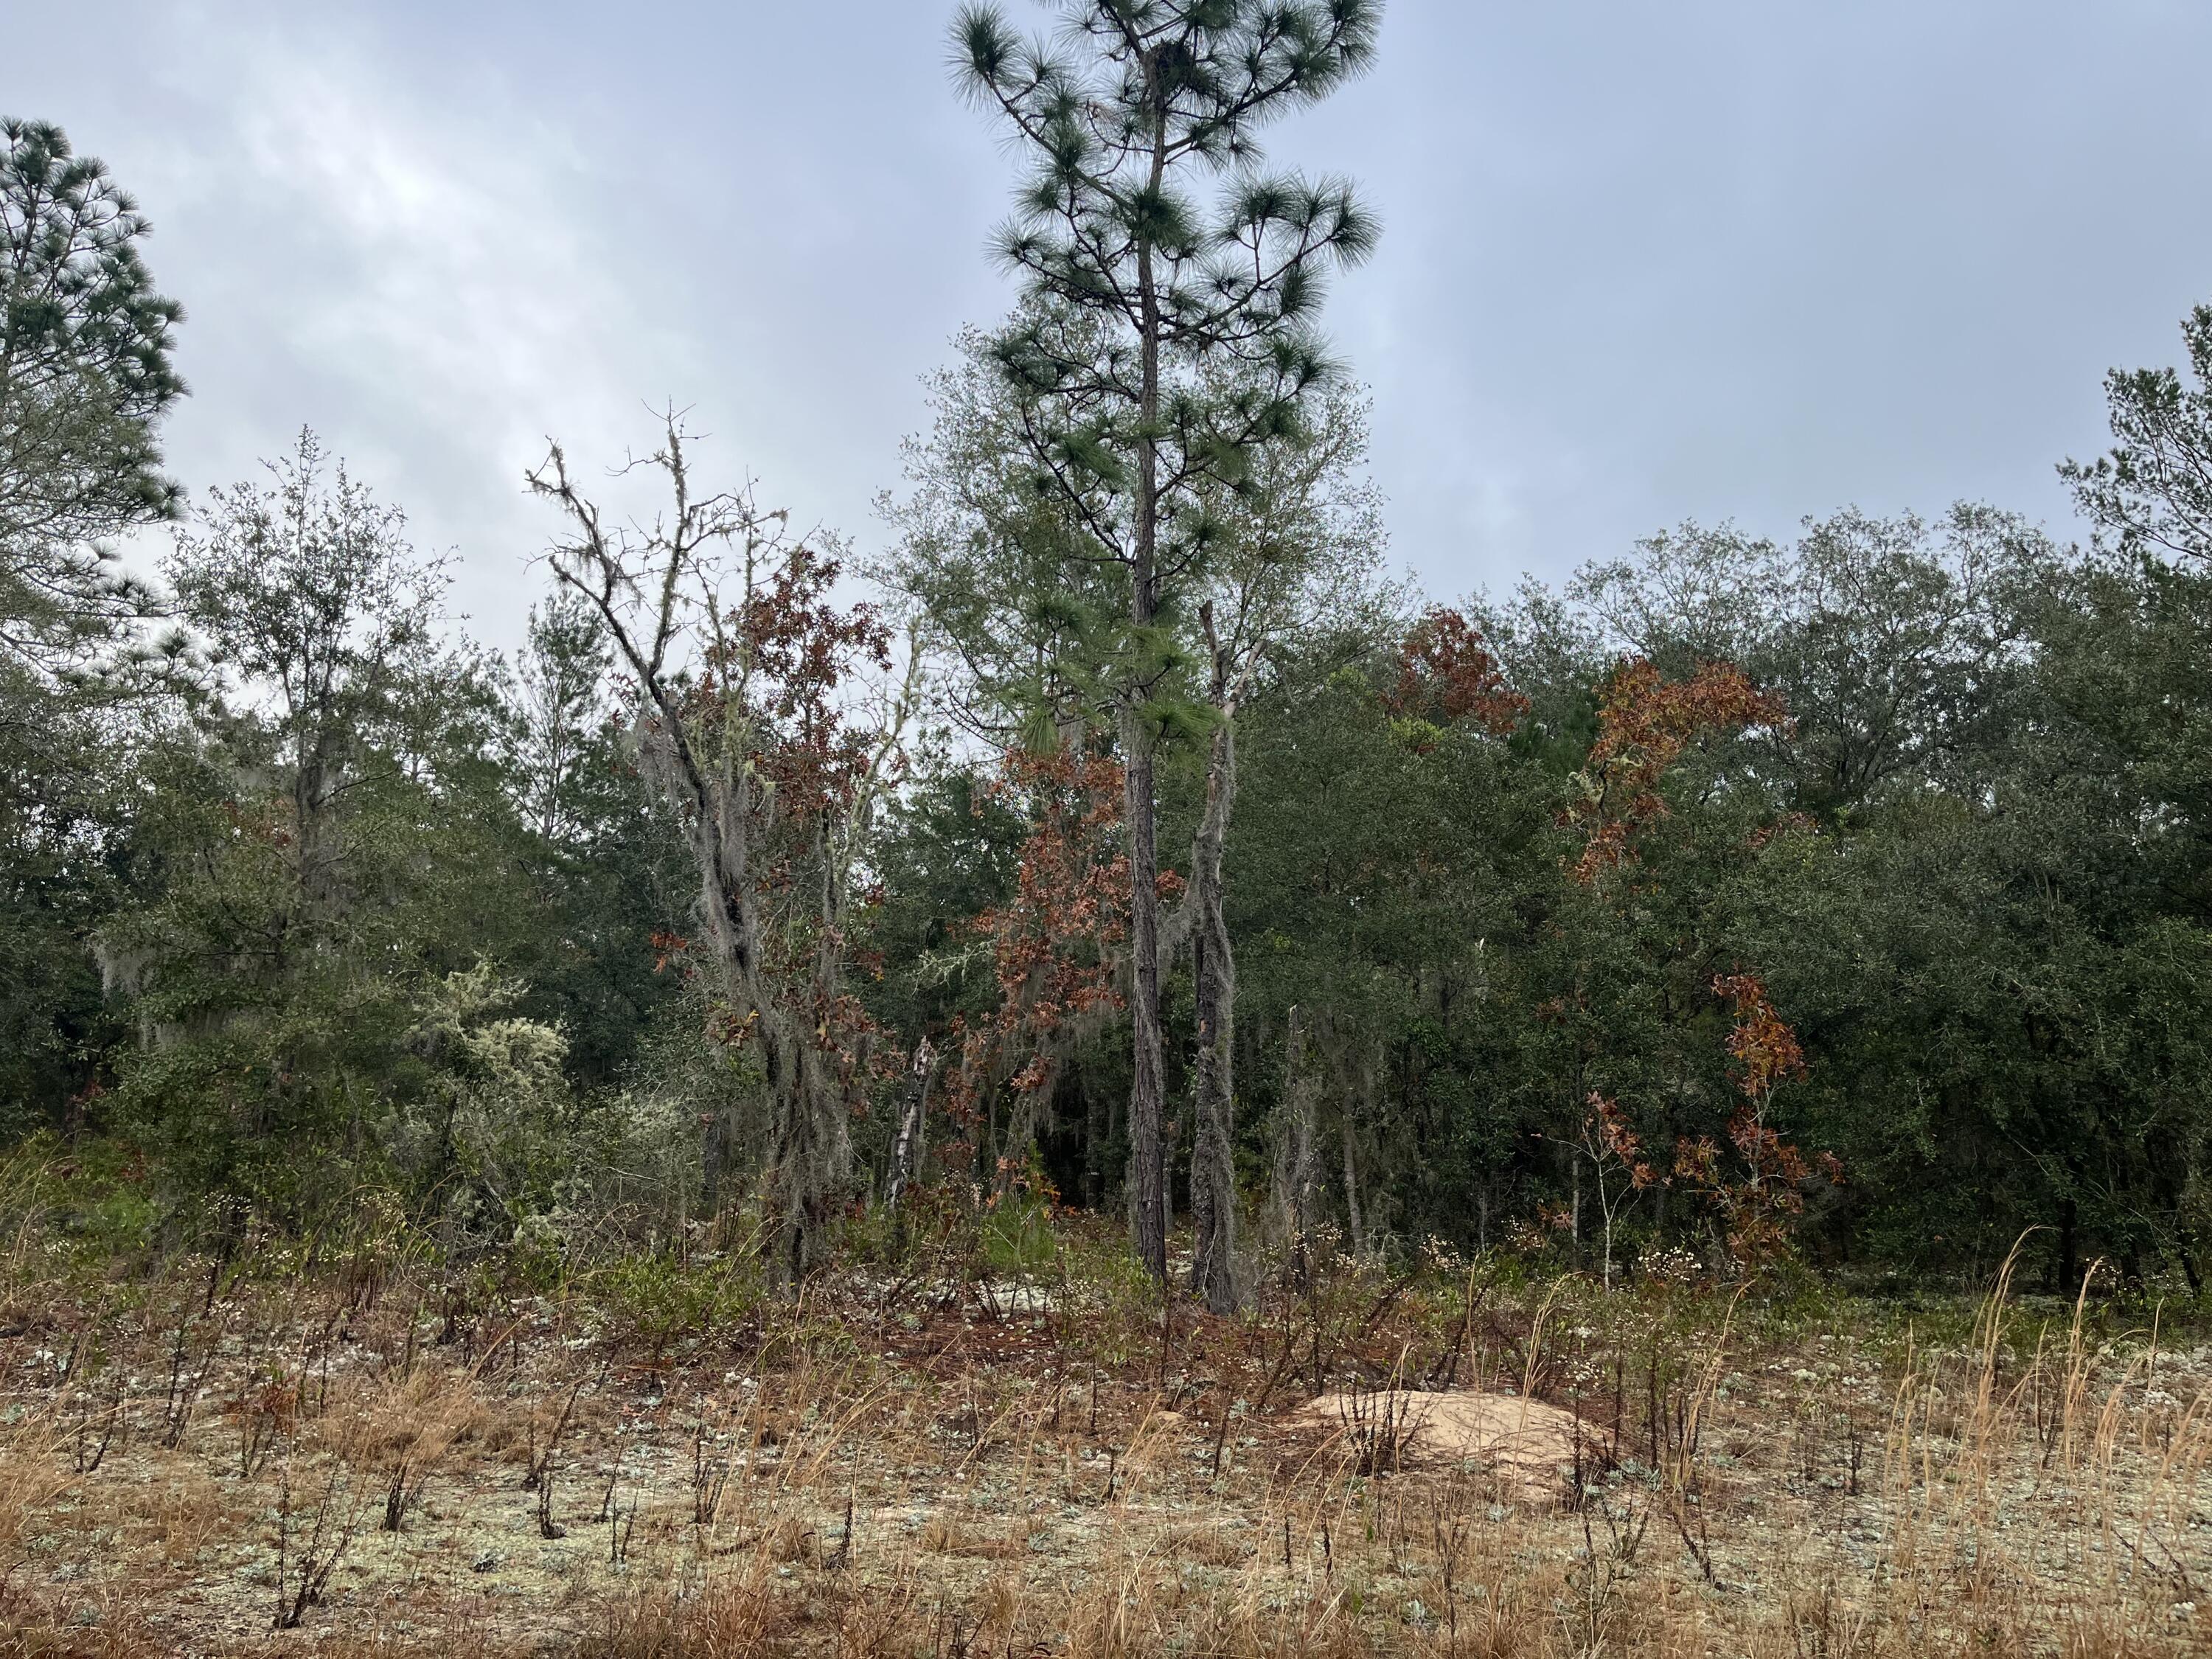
[527,417,911,1281]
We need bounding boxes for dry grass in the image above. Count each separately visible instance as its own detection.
[0,1218,2206,1658]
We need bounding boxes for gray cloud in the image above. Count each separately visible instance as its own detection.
[8,1,2211,652]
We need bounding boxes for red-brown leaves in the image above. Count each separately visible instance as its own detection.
[1382,608,1527,740]
[1566,658,1788,883]
[1588,1091,1658,1192]
[669,544,903,1093]
[1674,973,1840,1267]
[650,930,691,974]
[943,750,1132,1130]
[694,544,896,826]
[1714,972,1806,1100]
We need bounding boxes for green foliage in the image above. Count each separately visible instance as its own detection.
[590,1250,766,1366]
[13,80,2212,1315]
[495,591,687,1086]
[979,1188,1061,1275]
[89,437,693,1237]
[1,117,186,672]
[2064,301,2212,566]
[0,120,192,1135]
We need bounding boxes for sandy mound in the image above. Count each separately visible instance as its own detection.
[1287,1389,1602,1498]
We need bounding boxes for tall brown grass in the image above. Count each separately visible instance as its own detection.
[1,1208,2206,1658]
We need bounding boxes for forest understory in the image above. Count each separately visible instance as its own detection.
[3,1180,2205,1659]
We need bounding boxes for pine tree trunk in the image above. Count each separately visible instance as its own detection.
[1125,708,1167,1281]
[1124,110,1172,1285]
[1189,711,1239,1314]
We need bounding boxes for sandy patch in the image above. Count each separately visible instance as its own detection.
[1287,1390,1601,1498]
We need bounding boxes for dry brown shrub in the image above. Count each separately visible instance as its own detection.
[308,1361,487,1531]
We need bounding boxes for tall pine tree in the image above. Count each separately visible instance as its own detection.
[953,0,1380,1280]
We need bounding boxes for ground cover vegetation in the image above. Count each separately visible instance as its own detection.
[7,4,2212,1651]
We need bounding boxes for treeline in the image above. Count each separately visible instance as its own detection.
[7,4,2212,1303]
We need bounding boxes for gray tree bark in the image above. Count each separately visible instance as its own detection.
[1272,1008,1319,1288]
[886,1035,935,1218]
[1188,666,1241,1312]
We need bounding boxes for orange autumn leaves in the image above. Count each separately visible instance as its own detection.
[1574,976,1841,1273]
[1588,1091,1658,1192]
[1382,608,1528,740]
[1680,972,1843,1266]
[1560,661,1837,1269]
[1385,622,1794,888]
[941,750,1155,1141]
[1566,658,1790,885]
[1714,970,1806,1099]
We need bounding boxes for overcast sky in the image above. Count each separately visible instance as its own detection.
[10,1,2212,650]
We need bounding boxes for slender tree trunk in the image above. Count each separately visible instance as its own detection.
[886,1036,934,1220]
[1189,706,1239,1313]
[2059,1195,2079,1295]
[886,1036,934,1265]
[1571,1147,1584,1261]
[1599,1172,1615,1293]
[1124,113,1171,1284]
[1273,1009,1318,1288]
[1082,1071,1106,1209]
[1341,1106,1365,1261]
